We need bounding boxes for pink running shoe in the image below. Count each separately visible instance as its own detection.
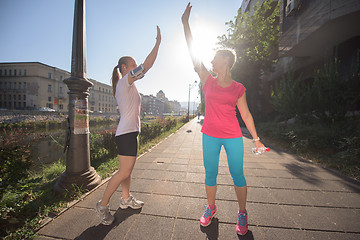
[236,209,248,235]
[200,205,217,227]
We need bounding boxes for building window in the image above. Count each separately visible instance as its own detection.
[24,69,26,76]
[59,87,63,93]
[14,69,17,76]
[9,69,12,76]
[19,82,21,89]
[4,69,7,76]
[13,95,16,100]
[48,73,52,79]
[0,82,2,89]
[14,82,17,89]
[18,95,21,100]
[59,104,63,110]
[60,76,63,81]
[19,69,22,76]
[48,97,52,102]
[24,82,27,89]
[9,82,12,89]
[0,69,2,76]
[23,102,26,108]
[48,85,52,92]
[24,95,26,100]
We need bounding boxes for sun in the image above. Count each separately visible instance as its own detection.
[191,18,223,68]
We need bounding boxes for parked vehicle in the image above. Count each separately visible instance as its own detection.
[38,107,56,112]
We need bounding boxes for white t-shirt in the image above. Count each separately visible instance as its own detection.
[115,74,141,136]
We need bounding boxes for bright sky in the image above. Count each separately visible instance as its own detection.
[0,0,242,102]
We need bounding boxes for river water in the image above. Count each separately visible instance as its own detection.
[29,123,117,170]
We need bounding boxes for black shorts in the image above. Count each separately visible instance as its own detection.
[115,131,139,157]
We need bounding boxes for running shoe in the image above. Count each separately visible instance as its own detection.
[95,201,115,225]
[236,209,248,235]
[200,205,217,227]
[120,195,144,209]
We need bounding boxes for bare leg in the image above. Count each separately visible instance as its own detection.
[234,185,247,211]
[205,185,217,205]
[121,175,131,199]
[100,155,136,206]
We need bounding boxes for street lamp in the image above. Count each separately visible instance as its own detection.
[187,81,197,121]
[54,0,101,194]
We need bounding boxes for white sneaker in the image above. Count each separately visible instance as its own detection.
[95,201,115,225]
[120,195,144,209]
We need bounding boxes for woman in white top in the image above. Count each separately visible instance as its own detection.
[95,26,161,225]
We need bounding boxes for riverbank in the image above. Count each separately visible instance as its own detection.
[0,109,120,124]
[0,110,120,130]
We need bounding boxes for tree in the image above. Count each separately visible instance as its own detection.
[218,0,280,117]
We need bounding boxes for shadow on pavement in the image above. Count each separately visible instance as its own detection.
[200,218,219,240]
[237,230,254,240]
[283,163,322,185]
[74,208,141,240]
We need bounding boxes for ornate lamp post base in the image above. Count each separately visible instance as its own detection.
[54,167,101,194]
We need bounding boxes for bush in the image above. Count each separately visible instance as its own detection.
[0,127,32,190]
[257,118,360,180]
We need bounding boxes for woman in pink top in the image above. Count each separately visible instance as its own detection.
[182,3,265,235]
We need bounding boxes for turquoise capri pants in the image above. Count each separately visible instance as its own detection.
[202,133,247,187]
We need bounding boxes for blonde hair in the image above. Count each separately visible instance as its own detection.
[216,49,236,69]
[112,56,133,98]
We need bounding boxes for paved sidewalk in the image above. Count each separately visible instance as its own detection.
[36,118,360,240]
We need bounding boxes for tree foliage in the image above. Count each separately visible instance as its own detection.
[218,0,280,115]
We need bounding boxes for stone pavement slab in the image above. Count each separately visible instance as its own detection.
[36,118,360,240]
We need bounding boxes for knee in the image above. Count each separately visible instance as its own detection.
[205,171,218,186]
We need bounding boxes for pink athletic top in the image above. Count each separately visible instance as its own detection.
[201,74,246,138]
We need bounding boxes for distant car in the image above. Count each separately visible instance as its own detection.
[38,107,56,112]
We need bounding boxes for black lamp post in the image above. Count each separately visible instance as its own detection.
[54,0,101,193]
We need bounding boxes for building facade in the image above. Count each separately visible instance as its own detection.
[240,0,360,112]
[0,62,116,113]
[270,0,360,82]
[141,94,164,116]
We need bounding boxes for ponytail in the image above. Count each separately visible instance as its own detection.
[111,56,134,98]
[112,66,121,98]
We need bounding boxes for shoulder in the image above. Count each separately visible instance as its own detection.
[233,81,246,98]
[233,81,246,90]
[203,74,216,89]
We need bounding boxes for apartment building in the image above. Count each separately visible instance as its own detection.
[141,94,165,116]
[270,0,360,81]
[0,62,116,113]
[240,0,360,112]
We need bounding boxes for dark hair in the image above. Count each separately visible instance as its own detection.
[112,56,133,98]
[216,49,236,69]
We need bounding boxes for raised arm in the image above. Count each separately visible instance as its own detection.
[128,26,161,85]
[143,25,161,74]
[182,3,210,85]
